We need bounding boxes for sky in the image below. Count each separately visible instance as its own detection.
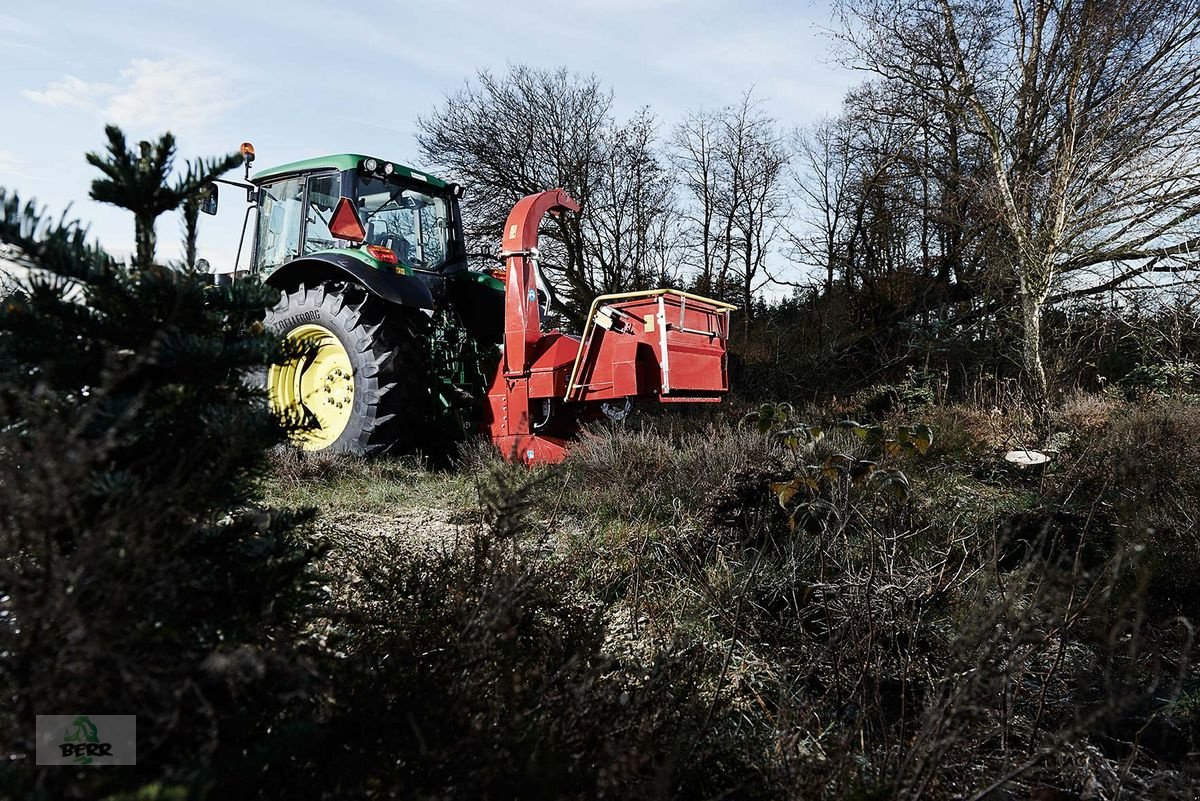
[0,0,858,279]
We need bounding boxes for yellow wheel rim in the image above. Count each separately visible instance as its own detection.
[268,323,355,450]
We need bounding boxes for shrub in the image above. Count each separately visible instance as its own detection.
[1119,360,1200,399]
[549,419,778,528]
[548,406,1200,800]
[212,474,775,800]
[1057,389,1121,433]
[1057,399,1200,619]
[0,192,322,799]
[851,374,937,418]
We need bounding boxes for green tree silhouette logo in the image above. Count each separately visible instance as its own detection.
[62,716,100,764]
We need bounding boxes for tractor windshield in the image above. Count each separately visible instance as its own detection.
[356,175,451,270]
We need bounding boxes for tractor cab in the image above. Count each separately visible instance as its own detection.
[247,154,467,279]
[209,148,505,343]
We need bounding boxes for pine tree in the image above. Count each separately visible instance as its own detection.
[86,126,240,267]
[0,188,323,798]
[181,190,202,268]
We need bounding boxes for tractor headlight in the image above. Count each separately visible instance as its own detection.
[383,162,395,176]
[362,157,379,173]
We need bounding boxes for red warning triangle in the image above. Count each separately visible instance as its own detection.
[330,197,366,243]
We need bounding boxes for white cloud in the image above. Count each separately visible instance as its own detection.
[105,58,233,131]
[23,58,234,134]
[23,75,109,110]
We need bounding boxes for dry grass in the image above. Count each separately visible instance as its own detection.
[250,396,1200,800]
[1057,389,1123,433]
[262,445,478,515]
[548,402,1200,799]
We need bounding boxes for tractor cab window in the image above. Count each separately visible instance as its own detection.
[302,173,344,256]
[356,174,450,269]
[254,176,304,273]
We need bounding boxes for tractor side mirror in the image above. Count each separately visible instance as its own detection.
[200,184,219,216]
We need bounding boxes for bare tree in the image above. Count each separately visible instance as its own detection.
[840,0,1200,415]
[417,66,606,309]
[580,108,678,294]
[672,92,789,316]
[417,65,680,322]
[671,107,724,294]
[728,96,790,319]
[790,117,855,294]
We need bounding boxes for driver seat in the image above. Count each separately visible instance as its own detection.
[368,225,412,264]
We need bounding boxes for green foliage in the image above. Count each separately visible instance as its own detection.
[180,191,203,269]
[742,402,931,530]
[851,376,937,418]
[0,189,322,799]
[86,125,240,266]
[103,784,191,801]
[1119,359,1200,399]
[743,403,934,456]
[743,401,798,434]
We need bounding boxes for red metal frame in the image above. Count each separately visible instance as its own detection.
[485,189,734,465]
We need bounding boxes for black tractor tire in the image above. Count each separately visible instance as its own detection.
[264,281,437,456]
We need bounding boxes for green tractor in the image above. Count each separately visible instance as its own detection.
[207,144,734,463]
[209,145,503,457]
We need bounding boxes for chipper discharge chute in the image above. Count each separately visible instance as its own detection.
[209,147,733,463]
[484,189,735,465]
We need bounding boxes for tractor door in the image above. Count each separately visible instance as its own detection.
[252,175,304,277]
[300,173,343,256]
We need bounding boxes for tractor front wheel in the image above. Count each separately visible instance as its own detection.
[264,282,432,455]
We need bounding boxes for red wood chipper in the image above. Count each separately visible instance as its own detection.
[484,189,736,465]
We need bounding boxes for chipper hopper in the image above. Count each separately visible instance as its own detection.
[204,148,733,464]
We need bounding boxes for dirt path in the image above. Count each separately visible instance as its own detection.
[313,506,475,556]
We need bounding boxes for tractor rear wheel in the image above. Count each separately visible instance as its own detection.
[264,282,433,456]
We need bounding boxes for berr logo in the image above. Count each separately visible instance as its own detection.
[36,714,136,765]
[59,716,111,764]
